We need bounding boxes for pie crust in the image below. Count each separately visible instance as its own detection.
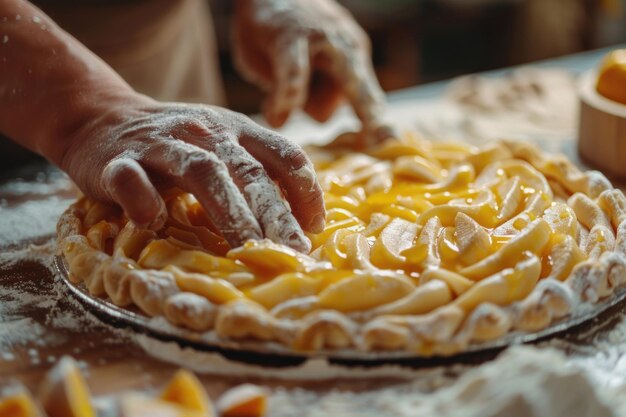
[56,135,626,355]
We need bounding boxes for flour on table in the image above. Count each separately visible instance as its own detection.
[0,318,48,350]
[268,347,623,417]
[0,241,132,362]
[0,168,74,246]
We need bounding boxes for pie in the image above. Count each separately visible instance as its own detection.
[56,134,626,355]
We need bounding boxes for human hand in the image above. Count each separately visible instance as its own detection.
[0,1,323,252]
[233,0,394,144]
[59,97,325,252]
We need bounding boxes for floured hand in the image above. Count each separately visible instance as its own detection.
[0,1,321,252]
[60,98,325,252]
[233,0,395,144]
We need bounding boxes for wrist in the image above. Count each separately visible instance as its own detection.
[49,89,155,171]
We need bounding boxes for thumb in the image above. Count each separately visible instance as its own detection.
[102,158,167,231]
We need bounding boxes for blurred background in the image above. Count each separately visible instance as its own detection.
[3,0,625,171]
[210,0,626,114]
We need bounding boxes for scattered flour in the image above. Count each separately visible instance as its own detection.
[0,242,132,360]
[0,241,56,271]
[0,318,48,350]
[0,170,74,246]
[267,347,624,417]
[0,174,72,196]
[131,327,626,416]
[0,197,73,246]
[561,315,626,389]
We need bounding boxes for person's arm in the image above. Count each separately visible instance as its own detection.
[233,0,395,144]
[0,0,134,166]
[0,0,325,252]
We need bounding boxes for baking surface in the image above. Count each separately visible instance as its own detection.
[4,46,626,416]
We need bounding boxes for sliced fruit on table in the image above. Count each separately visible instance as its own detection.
[0,385,42,417]
[160,369,215,417]
[37,357,95,417]
[120,394,207,417]
[216,384,268,417]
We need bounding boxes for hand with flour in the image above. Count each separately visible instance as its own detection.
[0,0,324,252]
[233,0,395,144]
[62,101,324,253]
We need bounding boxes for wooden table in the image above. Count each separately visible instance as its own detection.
[1,46,625,415]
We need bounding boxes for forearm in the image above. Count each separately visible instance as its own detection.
[0,0,143,166]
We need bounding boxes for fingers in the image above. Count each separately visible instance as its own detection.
[97,106,323,252]
[370,123,399,143]
[263,35,311,127]
[322,36,397,144]
[238,126,326,234]
[304,71,343,122]
[232,30,273,90]
[101,158,167,230]
[197,135,312,253]
[144,135,312,252]
[336,47,386,127]
[144,143,263,248]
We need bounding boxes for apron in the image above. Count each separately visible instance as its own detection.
[40,0,225,104]
[1,0,225,168]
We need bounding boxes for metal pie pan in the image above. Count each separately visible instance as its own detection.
[55,255,626,366]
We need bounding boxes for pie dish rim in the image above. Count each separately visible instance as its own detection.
[53,254,626,360]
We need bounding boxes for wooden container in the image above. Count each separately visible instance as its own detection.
[578,71,626,178]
